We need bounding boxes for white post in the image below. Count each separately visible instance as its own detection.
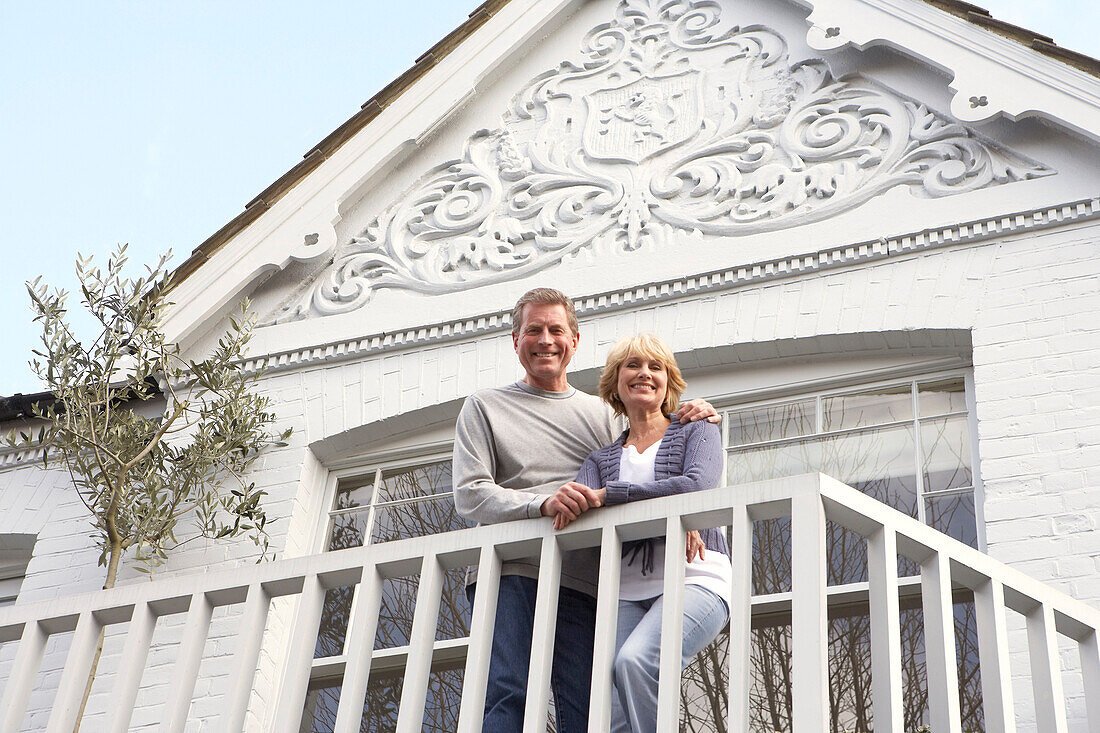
[656,516,687,731]
[867,526,903,733]
[588,523,622,733]
[273,575,327,733]
[1026,602,1069,733]
[164,593,215,733]
[726,505,752,733]
[1080,628,1100,733]
[108,602,157,733]
[44,611,103,733]
[973,579,1016,733]
[791,492,828,732]
[395,555,445,733]
[523,535,562,733]
[221,583,272,732]
[920,551,961,733]
[458,545,502,733]
[0,621,48,731]
[335,568,384,733]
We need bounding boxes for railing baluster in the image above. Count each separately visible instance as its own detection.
[867,526,903,733]
[1026,602,1069,733]
[273,574,326,733]
[108,602,157,733]
[973,579,1016,733]
[220,583,272,732]
[523,535,562,733]
[0,621,48,731]
[458,545,501,733]
[656,516,687,731]
[395,554,445,733]
[791,492,828,731]
[1080,628,1100,733]
[921,551,962,733]
[726,504,752,733]
[335,568,383,733]
[165,593,214,733]
[588,523,622,733]
[45,611,103,732]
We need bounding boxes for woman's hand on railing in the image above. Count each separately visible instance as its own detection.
[686,530,706,563]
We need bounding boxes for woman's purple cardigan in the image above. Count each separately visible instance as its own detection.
[575,416,730,564]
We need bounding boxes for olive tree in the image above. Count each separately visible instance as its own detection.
[5,245,290,726]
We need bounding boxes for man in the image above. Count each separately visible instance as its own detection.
[453,287,716,732]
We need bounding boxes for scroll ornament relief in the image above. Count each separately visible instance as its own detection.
[277,0,1052,322]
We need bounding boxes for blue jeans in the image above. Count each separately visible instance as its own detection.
[466,575,597,733]
[610,586,729,733]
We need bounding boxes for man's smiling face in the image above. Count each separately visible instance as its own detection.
[513,302,579,392]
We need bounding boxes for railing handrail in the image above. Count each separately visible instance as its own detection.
[2,472,1098,639]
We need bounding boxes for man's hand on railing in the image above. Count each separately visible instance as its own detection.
[541,481,605,530]
[686,530,706,563]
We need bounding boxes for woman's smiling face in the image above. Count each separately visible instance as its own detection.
[616,353,668,415]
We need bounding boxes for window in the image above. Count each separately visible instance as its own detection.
[303,454,471,732]
[0,535,35,608]
[695,372,984,732]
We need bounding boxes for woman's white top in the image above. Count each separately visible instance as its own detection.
[615,441,732,607]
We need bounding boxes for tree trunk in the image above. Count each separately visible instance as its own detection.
[72,543,122,733]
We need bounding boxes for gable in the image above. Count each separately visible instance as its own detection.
[166,0,1100,361]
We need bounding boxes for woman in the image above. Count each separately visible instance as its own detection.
[568,333,731,733]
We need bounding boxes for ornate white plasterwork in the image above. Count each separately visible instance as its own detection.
[274,0,1053,323]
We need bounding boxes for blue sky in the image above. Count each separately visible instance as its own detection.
[1,0,1097,396]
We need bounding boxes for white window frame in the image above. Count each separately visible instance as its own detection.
[715,366,984,551]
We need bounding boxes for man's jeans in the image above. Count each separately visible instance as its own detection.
[466,575,597,733]
[610,585,729,733]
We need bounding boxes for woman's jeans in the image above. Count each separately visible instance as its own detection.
[610,585,729,733]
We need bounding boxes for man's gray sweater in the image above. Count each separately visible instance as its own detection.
[453,381,620,595]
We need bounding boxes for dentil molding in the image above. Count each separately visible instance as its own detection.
[271,0,1052,324]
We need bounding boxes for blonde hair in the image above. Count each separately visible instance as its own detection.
[511,288,578,335]
[598,333,686,416]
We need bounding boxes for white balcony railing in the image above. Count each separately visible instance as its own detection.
[2,473,1100,732]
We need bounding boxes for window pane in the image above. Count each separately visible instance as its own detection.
[370,497,471,545]
[821,385,912,432]
[378,461,453,503]
[921,416,973,493]
[729,425,918,517]
[728,399,815,447]
[333,473,376,511]
[376,576,418,650]
[919,378,967,416]
[300,679,341,733]
[315,585,354,658]
[926,492,978,548]
[327,509,370,552]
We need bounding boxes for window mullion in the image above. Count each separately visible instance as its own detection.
[364,469,382,548]
[913,380,926,525]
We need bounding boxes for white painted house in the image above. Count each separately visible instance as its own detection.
[2,0,1100,730]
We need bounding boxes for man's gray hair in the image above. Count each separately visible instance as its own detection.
[511,288,579,335]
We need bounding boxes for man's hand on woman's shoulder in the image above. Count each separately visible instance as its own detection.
[676,398,722,424]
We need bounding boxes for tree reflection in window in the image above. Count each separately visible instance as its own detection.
[309,459,472,730]
[671,377,985,732]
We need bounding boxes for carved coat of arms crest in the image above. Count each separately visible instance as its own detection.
[276,0,1052,323]
[584,73,703,163]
